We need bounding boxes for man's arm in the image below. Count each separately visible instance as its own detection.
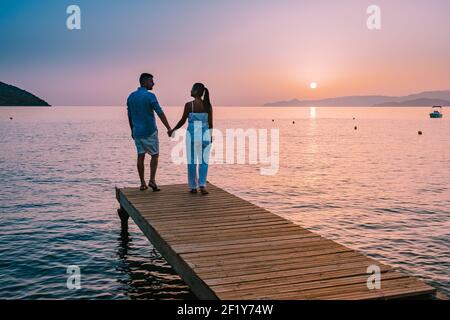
[150,95,171,132]
[157,112,171,132]
[127,105,134,140]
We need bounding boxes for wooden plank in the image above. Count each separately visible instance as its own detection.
[191,251,372,275]
[198,260,377,292]
[196,249,361,268]
[171,233,320,253]
[251,276,434,300]
[116,184,437,300]
[211,266,393,296]
[193,253,371,280]
[204,259,386,286]
[164,223,300,237]
[141,210,277,222]
[135,202,253,213]
[129,198,247,206]
[172,234,322,254]
[181,238,345,260]
[157,223,296,238]
[137,206,269,217]
[146,213,284,225]
[218,273,422,300]
[165,229,314,244]
[163,225,308,242]
[153,219,292,233]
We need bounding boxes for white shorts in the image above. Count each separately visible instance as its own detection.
[134,131,159,155]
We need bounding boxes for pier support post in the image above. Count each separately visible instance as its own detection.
[117,206,129,230]
[116,187,129,230]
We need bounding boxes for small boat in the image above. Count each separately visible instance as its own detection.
[429,106,443,118]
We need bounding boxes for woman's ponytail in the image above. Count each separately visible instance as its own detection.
[203,87,212,113]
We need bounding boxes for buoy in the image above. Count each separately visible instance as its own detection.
[354,126,357,130]
[292,121,295,124]
[418,131,422,135]
[272,119,274,122]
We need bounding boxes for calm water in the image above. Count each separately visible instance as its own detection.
[0,106,449,299]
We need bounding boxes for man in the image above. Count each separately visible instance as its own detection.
[127,73,171,191]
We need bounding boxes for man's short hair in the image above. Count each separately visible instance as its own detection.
[139,73,153,86]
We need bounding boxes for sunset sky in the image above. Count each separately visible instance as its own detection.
[1,0,449,106]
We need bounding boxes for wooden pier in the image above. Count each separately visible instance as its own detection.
[116,183,436,300]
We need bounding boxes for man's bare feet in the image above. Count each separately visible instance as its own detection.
[140,184,148,191]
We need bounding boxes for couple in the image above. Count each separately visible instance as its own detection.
[127,73,213,195]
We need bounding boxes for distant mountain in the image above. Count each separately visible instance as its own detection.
[374,98,450,107]
[264,90,450,107]
[0,82,50,106]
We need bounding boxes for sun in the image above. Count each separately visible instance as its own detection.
[310,82,317,89]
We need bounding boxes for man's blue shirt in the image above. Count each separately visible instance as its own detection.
[127,87,163,139]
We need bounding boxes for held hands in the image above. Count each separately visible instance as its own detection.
[165,129,213,142]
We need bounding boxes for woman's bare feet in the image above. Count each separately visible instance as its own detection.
[148,180,161,192]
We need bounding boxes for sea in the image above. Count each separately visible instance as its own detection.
[0,106,448,299]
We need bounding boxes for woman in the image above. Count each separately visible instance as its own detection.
[169,83,213,194]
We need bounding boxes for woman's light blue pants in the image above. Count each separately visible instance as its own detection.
[186,125,211,189]
[187,140,211,189]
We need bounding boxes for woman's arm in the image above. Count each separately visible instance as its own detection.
[169,103,189,135]
[208,109,213,142]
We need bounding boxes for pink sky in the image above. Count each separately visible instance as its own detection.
[1,0,449,106]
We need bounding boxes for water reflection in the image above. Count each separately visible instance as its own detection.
[117,225,130,260]
[116,216,196,300]
[309,106,317,118]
